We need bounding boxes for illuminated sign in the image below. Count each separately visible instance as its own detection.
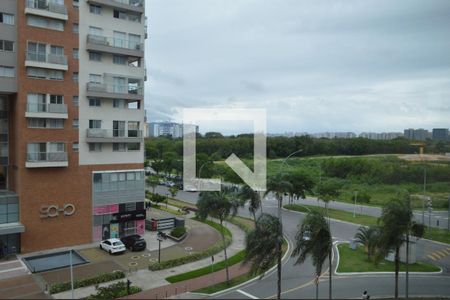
[40,204,76,218]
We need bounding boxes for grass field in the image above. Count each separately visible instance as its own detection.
[337,244,440,273]
[284,204,450,244]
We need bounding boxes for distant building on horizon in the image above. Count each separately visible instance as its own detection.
[311,132,357,139]
[148,121,198,138]
[432,128,449,141]
[404,128,434,141]
[359,132,403,140]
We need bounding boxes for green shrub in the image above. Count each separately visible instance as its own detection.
[85,281,142,299]
[49,271,125,294]
[170,227,186,238]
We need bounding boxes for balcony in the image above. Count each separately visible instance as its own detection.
[86,82,143,100]
[26,151,68,168]
[86,129,143,143]
[25,0,68,21]
[86,35,144,58]
[25,103,68,119]
[25,52,68,71]
[86,0,144,14]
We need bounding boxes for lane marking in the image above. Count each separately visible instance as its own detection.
[237,289,259,299]
[429,253,441,260]
[427,254,437,261]
[436,250,448,257]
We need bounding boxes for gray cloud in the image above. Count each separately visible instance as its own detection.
[145,0,450,133]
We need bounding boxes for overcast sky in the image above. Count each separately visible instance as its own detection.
[144,0,450,134]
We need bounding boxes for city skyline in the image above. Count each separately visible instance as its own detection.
[144,0,450,134]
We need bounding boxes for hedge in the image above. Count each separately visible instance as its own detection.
[170,226,187,238]
[49,271,125,294]
[148,219,231,271]
[86,281,142,299]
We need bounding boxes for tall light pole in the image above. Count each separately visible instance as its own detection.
[353,191,358,218]
[69,249,74,299]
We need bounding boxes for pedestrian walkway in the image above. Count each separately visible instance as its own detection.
[53,219,246,299]
[0,275,49,299]
[0,258,29,281]
[426,247,450,261]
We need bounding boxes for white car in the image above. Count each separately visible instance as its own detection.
[99,238,126,254]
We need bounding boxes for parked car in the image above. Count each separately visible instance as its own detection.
[99,238,126,254]
[120,235,147,251]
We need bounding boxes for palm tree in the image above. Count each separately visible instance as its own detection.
[264,174,293,300]
[354,225,381,261]
[196,186,240,284]
[378,197,425,299]
[238,184,262,223]
[292,210,332,300]
[243,213,283,277]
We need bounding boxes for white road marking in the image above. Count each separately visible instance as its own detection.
[237,289,259,299]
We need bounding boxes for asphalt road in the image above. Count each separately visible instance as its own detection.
[151,184,450,299]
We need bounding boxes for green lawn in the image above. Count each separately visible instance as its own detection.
[284,204,450,244]
[193,272,253,294]
[166,250,246,283]
[284,204,378,226]
[337,244,440,273]
[193,217,232,238]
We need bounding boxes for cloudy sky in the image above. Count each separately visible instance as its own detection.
[144,0,450,134]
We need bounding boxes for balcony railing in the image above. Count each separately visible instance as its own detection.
[26,103,68,114]
[87,129,143,139]
[87,35,143,51]
[26,0,68,15]
[87,82,143,96]
[25,52,68,69]
[112,0,144,7]
[27,151,68,163]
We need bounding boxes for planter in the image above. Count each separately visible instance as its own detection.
[167,232,188,242]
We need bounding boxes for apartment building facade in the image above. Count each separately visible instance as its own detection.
[0,0,146,254]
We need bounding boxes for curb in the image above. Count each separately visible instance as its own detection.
[193,233,292,297]
[333,242,443,276]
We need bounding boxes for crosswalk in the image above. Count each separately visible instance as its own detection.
[426,247,450,261]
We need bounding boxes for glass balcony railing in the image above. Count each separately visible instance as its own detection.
[112,0,144,8]
[87,34,143,51]
[26,103,68,114]
[86,82,143,96]
[27,151,68,163]
[25,0,68,16]
[26,52,68,66]
[86,129,143,139]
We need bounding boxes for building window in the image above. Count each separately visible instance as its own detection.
[89,98,101,107]
[0,198,19,224]
[27,15,64,31]
[127,143,140,151]
[73,48,79,59]
[72,96,79,107]
[113,143,126,152]
[0,13,15,25]
[0,40,14,52]
[89,119,101,129]
[72,119,79,128]
[72,72,78,82]
[128,101,139,110]
[89,4,101,15]
[89,52,102,62]
[49,95,63,104]
[28,118,64,129]
[27,67,63,80]
[113,55,127,65]
[89,143,102,152]
[72,142,79,152]
[0,66,14,78]
[89,74,102,83]
[113,99,126,109]
[113,10,140,23]
[73,0,79,7]
[73,23,79,33]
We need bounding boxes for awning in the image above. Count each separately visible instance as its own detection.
[0,222,25,235]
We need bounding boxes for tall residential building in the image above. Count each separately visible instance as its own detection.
[359,132,403,140]
[404,128,430,141]
[0,0,146,254]
[432,128,449,141]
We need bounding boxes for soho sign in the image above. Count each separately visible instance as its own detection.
[40,204,76,218]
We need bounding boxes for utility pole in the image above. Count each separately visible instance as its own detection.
[353,191,358,218]
[422,165,426,224]
[69,249,74,299]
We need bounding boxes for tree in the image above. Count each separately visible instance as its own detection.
[238,184,262,223]
[377,197,425,299]
[264,174,293,300]
[354,225,380,261]
[243,213,283,277]
[316,178,343,212]
[284,171,315,204]
[292,210,332,300]
[168,185,179,199]
[146,176,159,194]
[196,187,240,284]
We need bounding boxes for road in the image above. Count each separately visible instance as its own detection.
[151,185,450,299]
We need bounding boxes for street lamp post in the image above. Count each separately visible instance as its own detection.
[353,191,358,218]
[422,163,427,224]
[157,233,164,263]
[69,249,74,299]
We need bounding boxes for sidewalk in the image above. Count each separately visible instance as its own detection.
[53,219,246,299]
